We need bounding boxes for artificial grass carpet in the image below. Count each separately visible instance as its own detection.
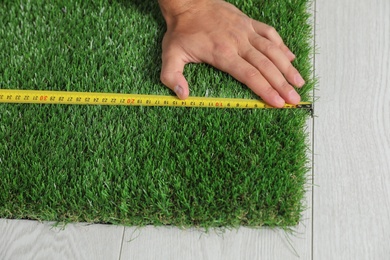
[0,0,314,228]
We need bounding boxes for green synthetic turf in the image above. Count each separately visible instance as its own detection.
[0,0,314,228]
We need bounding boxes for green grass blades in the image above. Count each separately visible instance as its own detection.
[0,0,314,228]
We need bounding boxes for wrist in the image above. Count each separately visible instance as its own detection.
[158,0,208,26]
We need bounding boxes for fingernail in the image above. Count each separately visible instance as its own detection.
[289,90,301,104]
[287,50,296,60]
[174,85,183,97]
[295,74,305,87]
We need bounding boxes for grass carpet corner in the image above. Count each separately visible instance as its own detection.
[0,0,314,228]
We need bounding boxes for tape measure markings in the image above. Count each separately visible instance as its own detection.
[0,89,312,110]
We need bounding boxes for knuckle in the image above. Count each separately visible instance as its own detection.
[243,67,260,79]
[278,80,291,91]
[282,64,298,79]
[214,42,236,58]
[160,72,170,85]
[212,43,236,67]
[265,25,278,36]
[264,42,278,53]
[287,66,298,78]
[258,58,273,70]
[228,31,241,47]
[289,65,299,75]
[263,85,276,96]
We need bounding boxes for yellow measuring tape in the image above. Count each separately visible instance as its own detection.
[0,89,312,110]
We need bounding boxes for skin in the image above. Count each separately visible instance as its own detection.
[158,0,305,108]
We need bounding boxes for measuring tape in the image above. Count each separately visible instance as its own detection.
[0,89,312,110]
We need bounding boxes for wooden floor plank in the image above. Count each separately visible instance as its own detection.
[119,218,312,260]
[0,219,124,260]
[313,0,390,258]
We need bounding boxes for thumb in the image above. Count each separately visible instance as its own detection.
[160,51,189,100]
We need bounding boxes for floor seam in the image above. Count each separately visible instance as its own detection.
[118,227,126,260]
[311,0,317,259]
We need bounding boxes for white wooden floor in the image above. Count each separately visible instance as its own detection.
[1,0,389,259]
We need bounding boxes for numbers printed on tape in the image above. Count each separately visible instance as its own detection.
[0,89,312,110]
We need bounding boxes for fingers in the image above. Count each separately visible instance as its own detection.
[160,47,189,99]
[251,20,295,62]
[159,16,304,107]
[250,36,305,88]
[213,54,286,108]
[241,48,301,104]
[209,39,304,107]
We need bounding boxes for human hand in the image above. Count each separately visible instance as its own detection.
[158,0,305,108]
